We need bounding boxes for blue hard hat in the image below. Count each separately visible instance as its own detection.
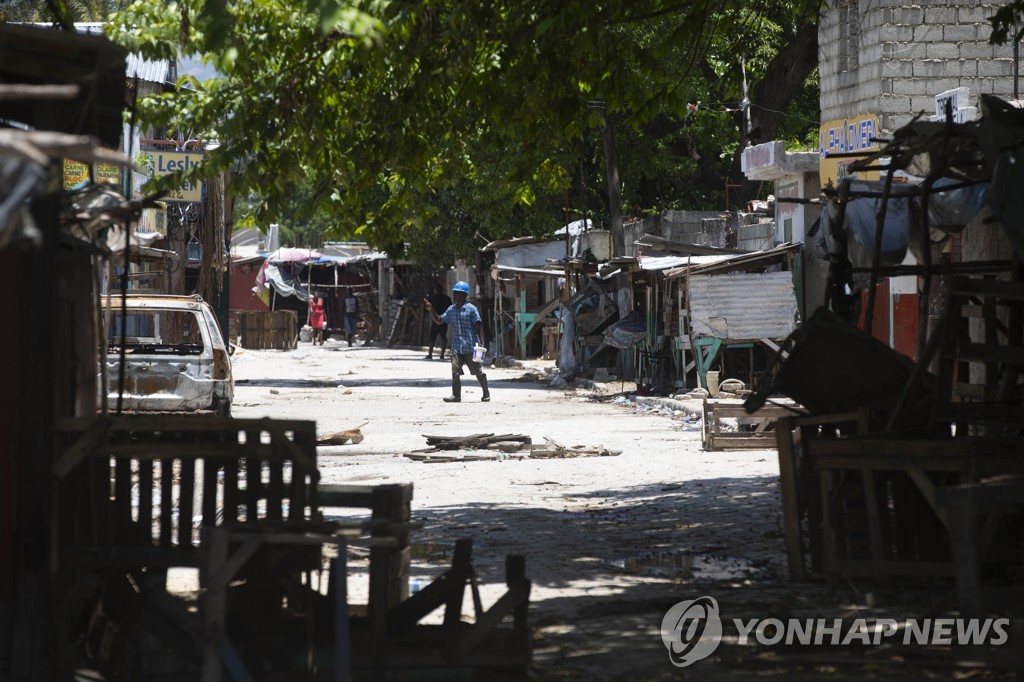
[452,281,470,293]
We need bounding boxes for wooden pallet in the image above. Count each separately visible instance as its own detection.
[809,437,1024,583]
[53,415,320,569]
[702,397,803,451]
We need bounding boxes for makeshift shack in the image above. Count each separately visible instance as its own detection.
[484,220,607,360]
[587,244,800,393]
[751,97,1024,650]
[253,247,388,344]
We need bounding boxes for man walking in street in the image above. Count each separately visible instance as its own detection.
[424,281,490,402]
[342,288,359,347]
[424,285,452,360]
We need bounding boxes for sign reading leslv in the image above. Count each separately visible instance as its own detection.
[147,150,205,202]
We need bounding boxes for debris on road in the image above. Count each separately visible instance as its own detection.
[404,433,622,462]
[422,433,533,450]
[316,421,368,445]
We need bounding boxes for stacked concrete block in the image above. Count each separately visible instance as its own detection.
[820,1,1017,136]
[737,219,777,253]
[625,210,779,256]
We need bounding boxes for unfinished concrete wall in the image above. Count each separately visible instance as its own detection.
[622,219,648,257]
[625,210,777,253]
[736,217,776,252]
[820,0,1016,134]
[661,210,728,245]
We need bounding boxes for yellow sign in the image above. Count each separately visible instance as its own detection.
[63,152,122,189]
[818,114,880,187]
[149,150,204,202]
[95,161,121,185]
[62,159,90,190]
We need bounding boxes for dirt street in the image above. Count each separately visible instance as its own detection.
[226,340,997,681]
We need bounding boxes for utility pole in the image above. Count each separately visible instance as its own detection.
[592,101,624,259]
[741,58,751,138]
[592,100,632,325]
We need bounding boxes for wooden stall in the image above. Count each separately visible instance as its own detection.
[237,309,298,349]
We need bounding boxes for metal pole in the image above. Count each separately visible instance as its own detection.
[1015,32,1020,100]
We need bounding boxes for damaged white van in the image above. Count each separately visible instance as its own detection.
[101,294,234,416]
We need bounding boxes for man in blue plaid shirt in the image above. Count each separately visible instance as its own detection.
[424,281,490,402]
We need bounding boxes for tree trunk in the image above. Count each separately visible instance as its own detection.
[729,20,819,205]
[599,108,632,318]
[600,109,625,259]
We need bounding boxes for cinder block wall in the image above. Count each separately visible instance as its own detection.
[736,218,776,252]
[625,210,776,253]
[820,1,1017,134]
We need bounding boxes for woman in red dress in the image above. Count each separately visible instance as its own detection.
[309,293,326,345]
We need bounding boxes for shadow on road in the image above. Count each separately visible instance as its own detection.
[236,375,553,391]
[326,476,969,681]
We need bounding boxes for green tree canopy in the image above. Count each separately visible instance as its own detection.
[110,0,819,261]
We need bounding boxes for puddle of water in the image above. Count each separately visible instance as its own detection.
[604,552,765,582]
[409,542,456,565]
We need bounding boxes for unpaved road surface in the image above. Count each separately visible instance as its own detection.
[228,341,1010,681]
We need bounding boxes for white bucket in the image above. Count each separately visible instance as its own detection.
[472,345,486,363]
[705,370,720,397]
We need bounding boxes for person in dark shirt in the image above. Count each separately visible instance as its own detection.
[342,288,359,347]
[424,285,452,360]
[425,281,489,402]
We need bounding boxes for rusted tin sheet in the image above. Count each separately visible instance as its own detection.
[688,271,798,340]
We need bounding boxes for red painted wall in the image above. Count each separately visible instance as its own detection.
[230,258,268,313]
[858,279,920,361]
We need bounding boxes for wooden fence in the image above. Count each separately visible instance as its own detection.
[237,309,297,350]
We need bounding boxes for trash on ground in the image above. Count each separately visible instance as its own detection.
[317,421,368,445]
[404,433,622,462]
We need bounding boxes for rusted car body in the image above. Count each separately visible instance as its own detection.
[101,294,234,415]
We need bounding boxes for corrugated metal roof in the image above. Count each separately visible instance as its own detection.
[639,254,728,271]
[664,242,800,278]
[36,23,171,83]
[688,271,798,341]
[635,234,748,256]
[126,52,171,83]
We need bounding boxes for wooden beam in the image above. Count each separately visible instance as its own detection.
[775,417,805,581]
[446,583,531,662]
[51,418,111,478]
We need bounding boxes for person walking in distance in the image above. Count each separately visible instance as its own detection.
[308,292,326,345]
[342,288,359,347]
[424,285,452,360]
[424,281,490,402]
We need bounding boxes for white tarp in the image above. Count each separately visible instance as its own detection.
[495,240,569,268]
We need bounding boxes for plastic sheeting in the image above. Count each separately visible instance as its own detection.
[822,177,989,275]
[267,247,322,263]
[601,309,647,349]
[495,240,568,268]
[260,262,314,302]
[557,305,578,376]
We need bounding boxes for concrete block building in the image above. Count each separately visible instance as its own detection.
[736,2,1018,358]
[819,1,1018,186]
[814,1,1020,358]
